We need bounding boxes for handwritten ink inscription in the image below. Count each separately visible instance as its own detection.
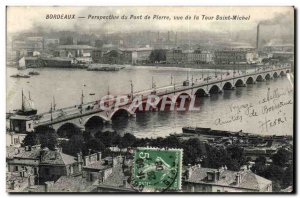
[214,87,293,133]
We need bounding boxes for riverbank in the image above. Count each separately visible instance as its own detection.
[138,63,261,70]
[7,62,263,71]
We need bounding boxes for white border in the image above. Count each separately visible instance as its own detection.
[0,1,298,198]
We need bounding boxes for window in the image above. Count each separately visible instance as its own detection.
[14,138,19,144]
[45,168,50,175]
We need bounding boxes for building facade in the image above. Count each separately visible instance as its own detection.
[166,48,213,64]
[182,165,272,192]
[214,49,258,65]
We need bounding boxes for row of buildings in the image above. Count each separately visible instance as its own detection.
[6,144,273,193]
[9,35,294,67]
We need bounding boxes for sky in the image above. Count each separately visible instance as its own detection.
[6,6,294,34]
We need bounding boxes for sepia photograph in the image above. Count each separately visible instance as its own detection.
[5,6,294,193]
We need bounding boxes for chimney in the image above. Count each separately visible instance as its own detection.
[256,24,260,50]
[10,180,15,190]
[84,156,89,166]
[235,173,241,184]
[97,152,102,161]
[40,147,49,162]
[122,179,128,188]
[25,146,31,151]
[20,170,25,178]
[54,147,61,159]
[186,166,193,180]
[77,152,82,162]
[45,181,54,192]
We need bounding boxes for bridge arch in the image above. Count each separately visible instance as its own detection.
[110,108,132,120]
[195,88,209,97]
[175,92,192,101]
[273,72,279,78]
[209,85,222,94]
[265,73,271,80]
[57,122,82,138]
[256,75,264,82]
[84,115,106,129]
[223,82,233,90]
[157,95,176,111]
[174,93,192,110]
[235,79,245,87]
[246,77,255,84]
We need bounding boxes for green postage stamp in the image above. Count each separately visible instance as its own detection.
[132,147,183,191]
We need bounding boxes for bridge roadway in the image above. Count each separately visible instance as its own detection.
[31,65,291,129]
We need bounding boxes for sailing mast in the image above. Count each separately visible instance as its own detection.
[53,96,56,110]
[80,90,84,114]
[21,90,24,111]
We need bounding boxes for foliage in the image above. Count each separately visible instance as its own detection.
[22,133,40,147]
[149,49,166,63]
[271,148,292,166]
[62,134,86,156]
[118,133,137,148]
[22,127,58,150]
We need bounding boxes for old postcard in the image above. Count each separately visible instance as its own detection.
[6,6,294,193]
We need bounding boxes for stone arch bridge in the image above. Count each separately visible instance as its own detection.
[29,67,290,133]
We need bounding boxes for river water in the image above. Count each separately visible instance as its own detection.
[7,66,294,138]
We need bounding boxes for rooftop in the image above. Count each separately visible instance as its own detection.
[40,150,77,166]
[56,45,96,50]
[102,164,129,188]
[184,166,272,191]
[83,160,111,170]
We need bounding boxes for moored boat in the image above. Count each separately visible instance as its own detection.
[15,90,37,116]
[10,74,30,78]
[28,71,40,75]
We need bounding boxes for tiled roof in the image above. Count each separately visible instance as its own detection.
[49,176,96,192]
[83,160,110,170]
[102,164,129,188]
[14,149,40,159]
[184,166,271,191]
[40,151,77,166]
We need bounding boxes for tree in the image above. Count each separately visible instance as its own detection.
[282,164,293,189]
[95,131,121,147]
[272,148,291,167]
[38,132,58,150]
[203,146,228,169]
[22,126,58,150]
[255,156,267,165]
[119,133,137,148]
[62,135,85,156]
[22,133,40,147]
[85,138,105,152]
[227,145,246,166]
[161,136,181,148]
[149,49,166,63]
[182,138,205,165]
